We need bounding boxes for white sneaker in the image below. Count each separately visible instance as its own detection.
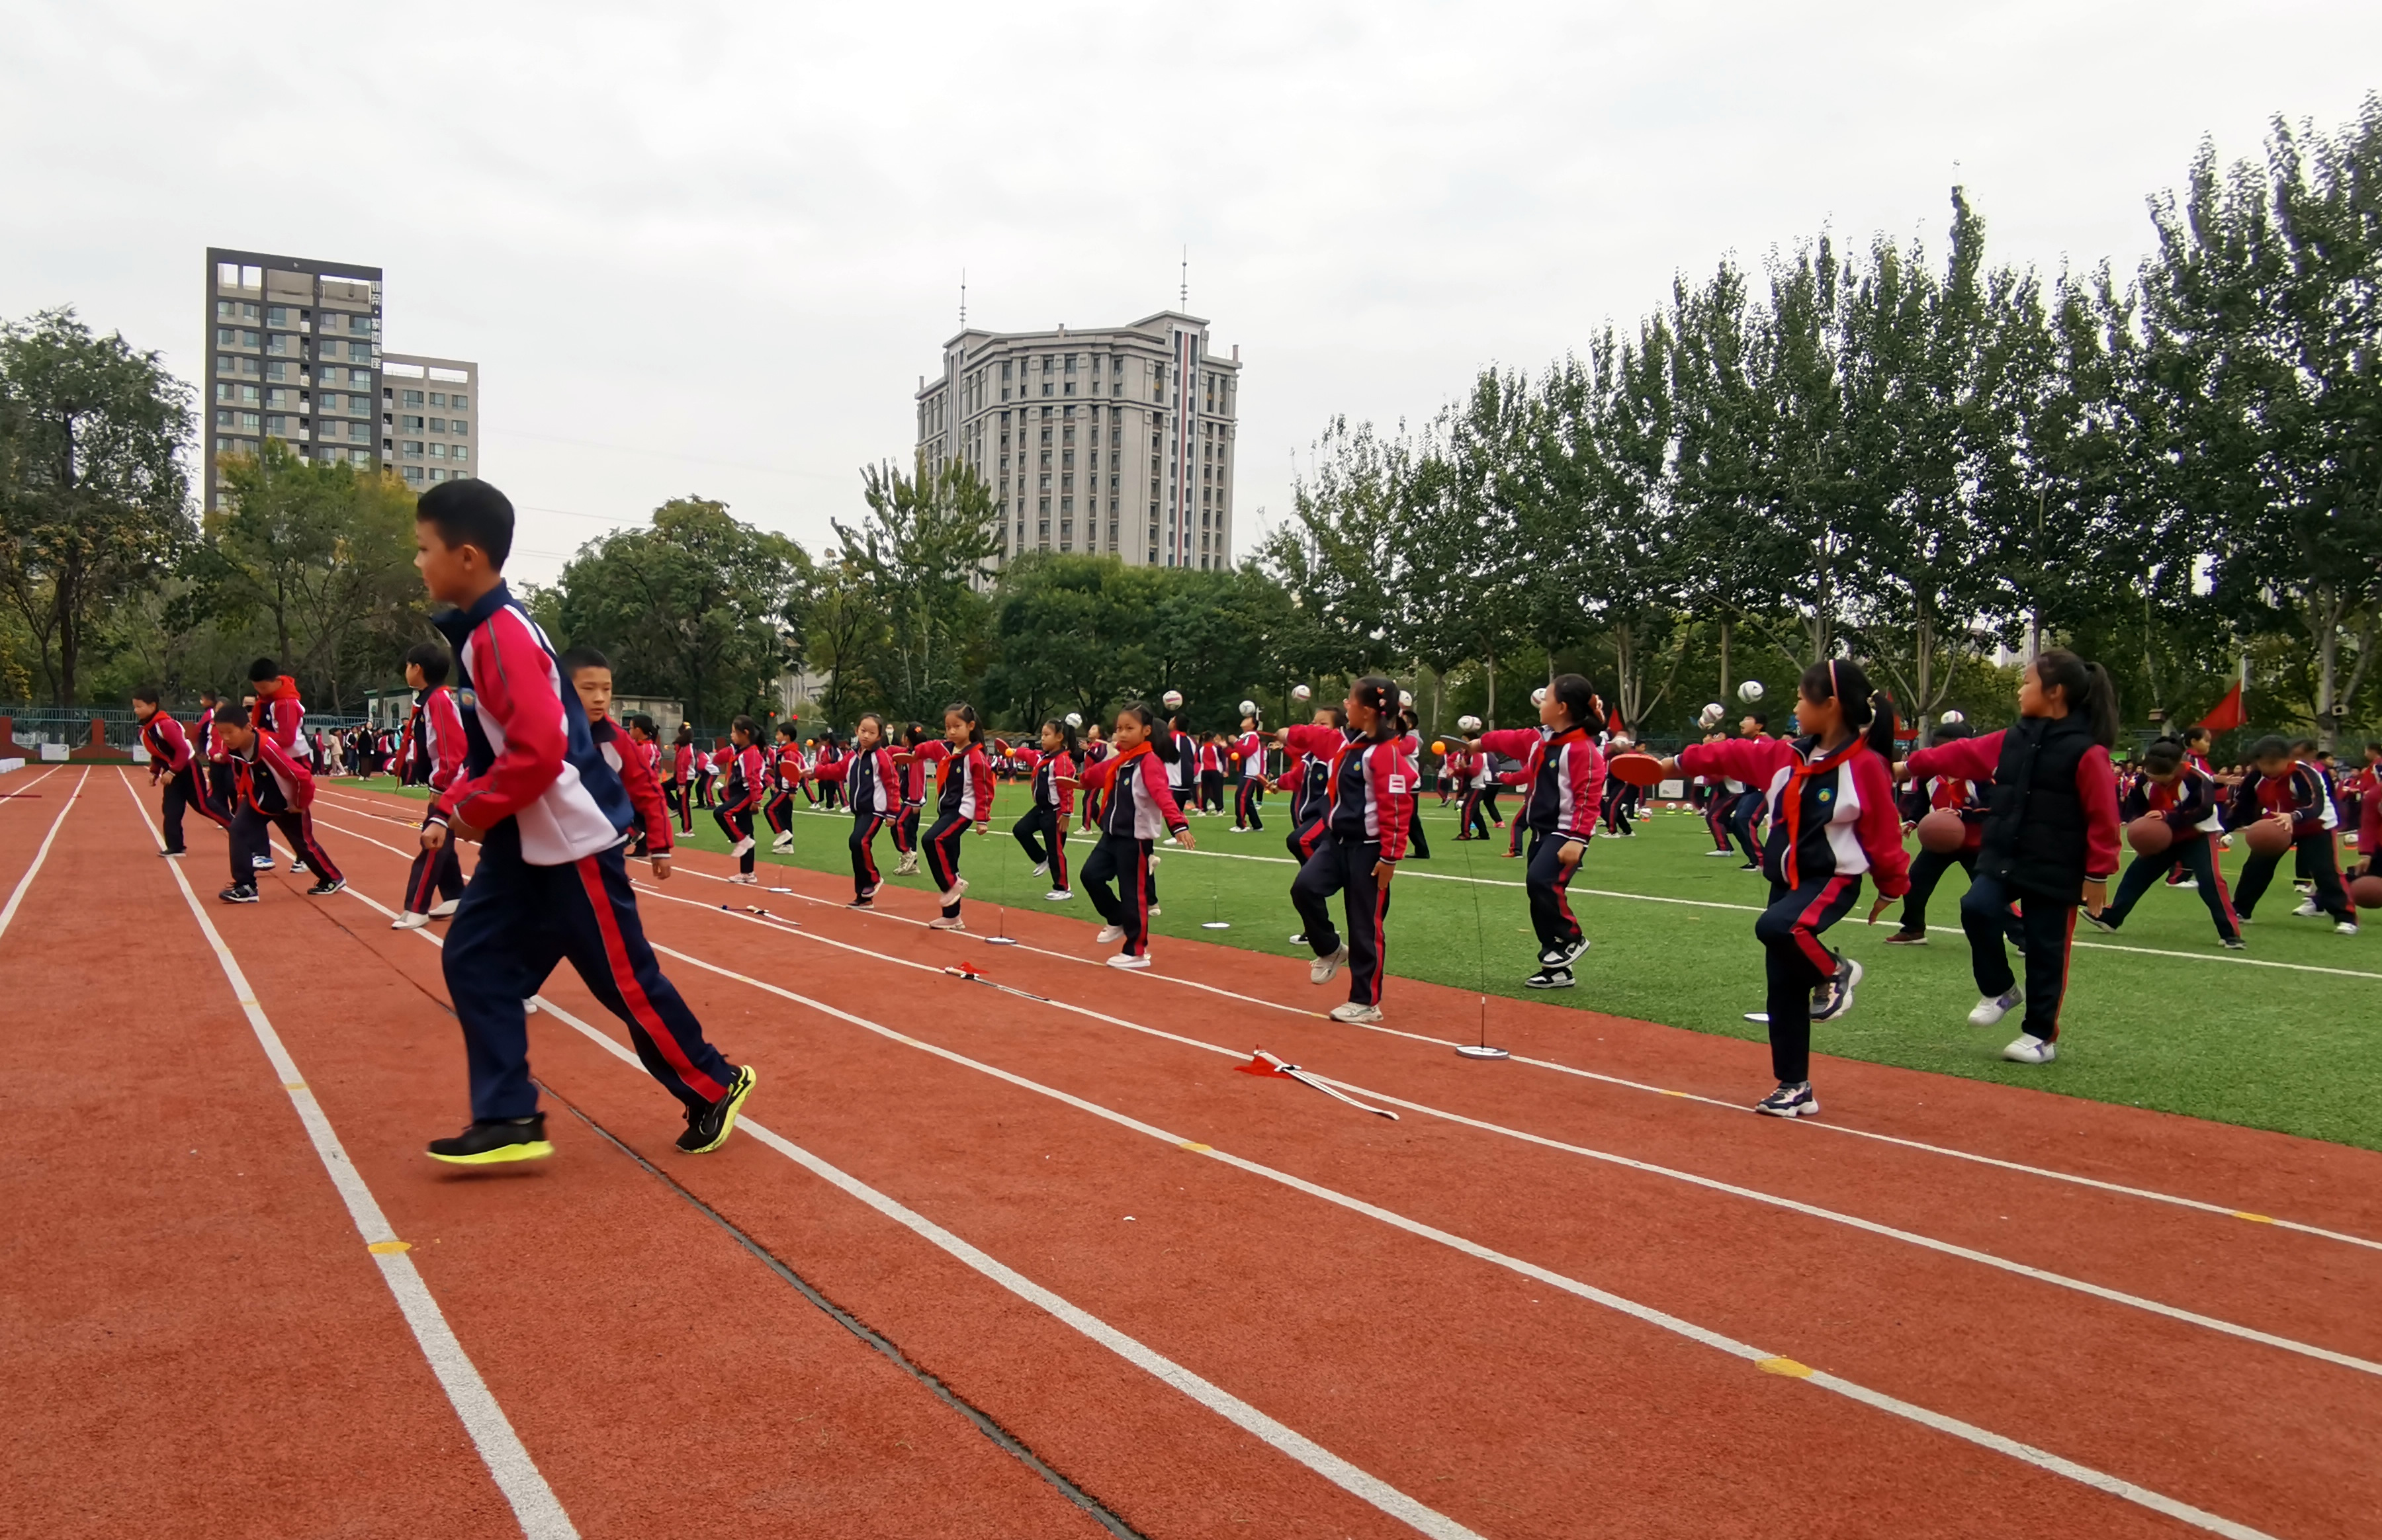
[391,912,429,931]
[2001,1033,2057,1064]
[1329,1002,1383,1025]
[1702,847,1736,857]
[895,855,919,875]
[1044,888,1071,902]
[1309,947,1349,985]
[253,855,275,870]
[1096,924,1125,943]
[941,876,969,906]
[1288,932,1305,945]
[1967,988,2023,1028]
[288,860,306,875]
[1147,905,1161,916]
[523,999,539,1015]
[2339,922,2361,936]
[772,833,795,851]
[429,898,460,918]
[1149,853,1161,868]
[928,915,966,931]
[1106,952,1151,970]
[1030,861,1049,877]
[732,836,756,857]
[2294,900,2323,918]
[728,873,758,885]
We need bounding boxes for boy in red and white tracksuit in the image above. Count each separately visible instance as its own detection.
[134,687,230,855]
[1285,681,1415,1022]
[398,653,468,923]
[213,703,343,901]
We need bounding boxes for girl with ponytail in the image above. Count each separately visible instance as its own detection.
[1014,716,1080,902]
[911,702,996,929]
[1902,648,2122,1065]
[1664,657,1910,1119]
[1072,702,1196,966]
[1288,675,1419,1024]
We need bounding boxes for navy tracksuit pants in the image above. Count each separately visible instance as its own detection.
[442,824,735,1121]
[1958,873,2079,1045]
[1292,832,1391,1007]
[404,812,464,914]
[1013,802,1069,890]
[159,765,230,851]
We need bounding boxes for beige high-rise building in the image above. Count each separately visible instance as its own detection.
[916,310,1240,570]
[202,247,384,509]
[383,355,479,488]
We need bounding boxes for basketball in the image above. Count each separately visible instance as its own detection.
[2125,814,2173,857]
[1609,750,1665,787]
[2351,874,2382,910]
[1738,680,1765,704]
[2244,818,2293,857]
[1915,808,1967,854]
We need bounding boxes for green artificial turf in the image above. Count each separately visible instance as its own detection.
[351,779,2381,1151]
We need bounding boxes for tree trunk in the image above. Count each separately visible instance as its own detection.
[2311,582,2341,753]
[1484,649,1497,728]
[1717,616,1733,703]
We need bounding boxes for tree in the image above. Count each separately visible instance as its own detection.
[1260,417,1421,681]
[832,456,1000,724]
[554,496,815,725]
[805,562,887,732]
[0,308,192,703]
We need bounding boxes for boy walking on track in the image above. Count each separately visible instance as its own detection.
[133,685,230,855]
[413,479,756,1166]
[393,642,467,929]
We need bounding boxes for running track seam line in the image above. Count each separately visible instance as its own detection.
[122,773,580,1540]
[308,795,2382,1252]
[314,849,1486,1540]
[627,886,2382,1383]
[0,768,84,943]
[535,1082,1153,1540]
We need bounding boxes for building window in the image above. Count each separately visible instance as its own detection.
[403,389,423,406]
[428,417,446,433]
[404,466,424,483]
[450,419,467,437]
[239,412,260,431]
[402,415,423,431]
[347,422,369,443]
[429,443,447,460]
[403,441,424,458]
[428,392,445,407]
[347,341,371,361]
[450,392,468,409]
[453,446,467,464]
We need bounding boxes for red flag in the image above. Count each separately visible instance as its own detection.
[2197,681,2245,733]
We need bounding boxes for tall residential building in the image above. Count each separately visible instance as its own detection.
[916,310,1240,570]
[203,247,384,509]
[384,354,478,488]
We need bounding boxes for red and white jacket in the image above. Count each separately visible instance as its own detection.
[251,679,310,763]
[140,712,193,777]
[1032,749,1075,817]
[429,583,630,865]
[1197,742,1223,775]
[818,744,904,818]
[1081,743,1188,841]
[719,742,766,815]
[1235,731,1263,779]
[594,718,673,853]
[406,685,467,792]
[1681,735,1910,896]
[1280,724,1416,861]
[1477,725,1604,841]
[916,740,995,824]
[236,730,317,814]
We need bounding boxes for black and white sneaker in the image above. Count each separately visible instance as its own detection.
[159,847,187,858]
[306,877,345,896]
[1808,957,1863,1023]
[218,884,259,904]
[1755,1081,1820,1118]
[678,1064,758,1154]
[1524,967,1575,990]
[251,855,275,871]
[1540,937,1590,970]
[2081,909,2117,933]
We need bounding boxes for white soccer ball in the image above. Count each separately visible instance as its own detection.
[1399,689,1413,708]
[1939,709,1964,726]
[1457,714,1482,733]
[1162,689,1184,710]
[1065,712,1083,729]
[1238,699,1258,716]
[1531,687,1548,707]
[1738,679,1765,705]
[1291,683,1312,703]
[1698,702,1726,730]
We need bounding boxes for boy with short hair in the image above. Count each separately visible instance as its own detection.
[559,647,676,879]
[2228,736,2356,935]
[132,685,228,855]
[247,658,311,763]
[414,481,752,1164]
[394,642,468,930]
[212,702,345,903]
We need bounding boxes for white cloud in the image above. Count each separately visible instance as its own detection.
[3,0,2375,582]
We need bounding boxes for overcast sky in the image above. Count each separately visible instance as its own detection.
[4,2,2376,585]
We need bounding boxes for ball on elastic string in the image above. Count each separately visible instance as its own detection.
[1697,702,1726,730]
[1457,714,1482,733]
[1431,740,1446,755]
[1530,687,1548,707]
[1939,709,1965,726]
[1162,689,1184,711]
[1291,683,1312,703]
[1237,699,1258,717]
[1738,680,1765,705]
[1064,711,1083,729]
[1399,689,1414,709]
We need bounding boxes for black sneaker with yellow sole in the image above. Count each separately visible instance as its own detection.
[427,1114,553,1165]
[678,1064,758,1154]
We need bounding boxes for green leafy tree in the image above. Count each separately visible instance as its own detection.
[832,456,1000,723]
[0,307,193,703]
[554,496,816,725]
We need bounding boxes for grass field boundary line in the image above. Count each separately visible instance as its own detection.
[304,806,2382,1255]
[130,777,580,1540]
[625,925,2283,1540]
[311,787,2379,980]
[310,850,1486,1540]
[0,767,84,945]
[619,876,2382,1383]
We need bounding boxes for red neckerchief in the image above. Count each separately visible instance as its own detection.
[1782,736,1864,887]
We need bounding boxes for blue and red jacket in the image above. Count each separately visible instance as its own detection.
[1033,749,1076,817]
[916,740,996,824]
[594,718,673,853]
[2122,765,2225,839]
[822,744,904,818]
[1082,742,1189,841]
[1681,734,1910,896]
[2228,762,2337,839]
[140,712,193,777]
[234,730,316,815]
[1478,725,1605,841]
[719,742,766,815]
[403,685,466,792]
[429,581,631,864]
[1307,729,1416,861]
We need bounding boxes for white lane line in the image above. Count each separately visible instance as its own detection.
[0,768,85,943]
[124,775,578,1540]
[321,835,2276,1540]
[0,762,67,800]
[308,798,2382,1255]
[613,879,2382,1383]
[316,855,1485,1540]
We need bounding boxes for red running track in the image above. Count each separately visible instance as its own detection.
[2,763,2375,1538]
